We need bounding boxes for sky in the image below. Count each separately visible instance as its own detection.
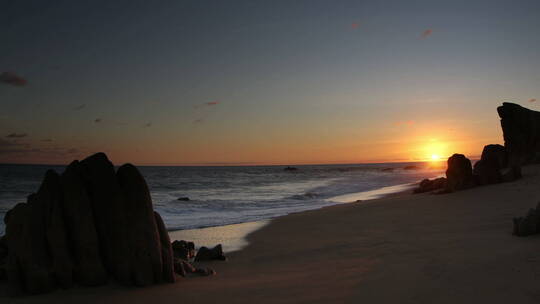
[1,0,540,165]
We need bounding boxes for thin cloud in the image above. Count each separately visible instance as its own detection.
[144,122,152,128]
[195,101,220,108]
[6,133,28,138]
[351,22,360,30]
[0,72,27,87]
[73,104,86,110]
[529,98,536,103]
[94,118,102,123]
[421,29,433,39]
[193,118,204,124]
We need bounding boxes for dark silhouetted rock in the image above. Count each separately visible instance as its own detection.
[174,259,195,277]
[501,165,522,183]
[172,240,195,260]
[2,152,198,295]
[173,258,215,277]
[0,236,7,261]
[5,200,55,295]
[381,168,394,172]
[498,102,540,166]
[473,144,508,185]
[195,244,226,262]
[117,164,162,286]
[0,235,6,281]
[284,166,298,171]
[513,203,540,237]
[80,153,131,284]
[39,170,73,289]
[5,170,75,294]
[445,154,475,192]
[61,160,107,286]
[413,177,446,194]
[177,197,190,201]
[154,212,175,283]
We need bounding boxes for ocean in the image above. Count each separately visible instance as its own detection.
[0,162,444,236]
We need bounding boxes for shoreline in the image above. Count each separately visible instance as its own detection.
[167,181,419,253]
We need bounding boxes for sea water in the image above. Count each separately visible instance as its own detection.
[0,162,444,236]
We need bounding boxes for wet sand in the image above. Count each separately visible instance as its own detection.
[4,165,540,303]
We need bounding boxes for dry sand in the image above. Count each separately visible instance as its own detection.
[5,165,540,303]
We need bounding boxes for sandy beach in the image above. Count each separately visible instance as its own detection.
[3,164,540,303]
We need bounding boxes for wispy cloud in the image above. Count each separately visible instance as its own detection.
[0,71,27,87]
[73,104,86,110]
[351,22,360,30]
[193,118,204,124]
[94,118,102,123]
[421,29,433,39]
[144,122,152,128]
[6,133,28,138]
[529,98,536,102]
[195,101,220,108]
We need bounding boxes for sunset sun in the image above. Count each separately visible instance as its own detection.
[431,154,441,161]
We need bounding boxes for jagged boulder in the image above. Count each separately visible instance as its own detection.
[195,244,226,262]
[413,177,446,194]
[497,102,540,165]
[513,203,540,236]
[445,154,475,192]
[2,152,178,295]
[172,240,195,260]
[473,144,508,185]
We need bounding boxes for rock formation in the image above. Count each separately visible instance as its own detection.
[445,154,475,192]
[497,102,540,166]
[413,177,446,194]
[473,144,507,185]
[1,153,175,295]
[513,202,540,237]
[473,144,522,185]
[195,244,227,261]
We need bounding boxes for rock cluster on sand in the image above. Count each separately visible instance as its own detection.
[498,102,540,165]
[0,153,225,296]
[513,203,540,237]
[413,177,446,194]
[413,147,521,194]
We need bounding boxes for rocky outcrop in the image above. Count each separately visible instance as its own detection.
[172,240,196,260]
[497,102,540,166]
[2,153,176,295]
[473,144,508,185]
[413,177,446,194]
[513,203,540,237]
[195,244,227,262]
[445,154,475,192]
